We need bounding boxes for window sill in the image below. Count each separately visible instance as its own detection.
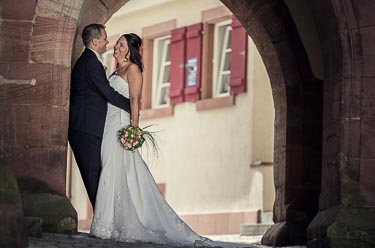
[250,161,274,168]
[196,95,235,111]
[140,106,173,120]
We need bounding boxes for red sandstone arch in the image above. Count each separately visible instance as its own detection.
[71,1,324,243]
[0,0,374,247]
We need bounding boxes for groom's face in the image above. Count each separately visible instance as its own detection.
[93,28,109,54]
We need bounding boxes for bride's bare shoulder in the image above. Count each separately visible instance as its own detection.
[128,64,142,75]
[126,64,142,83]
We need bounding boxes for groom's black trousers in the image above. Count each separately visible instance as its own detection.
[68,129,102,209]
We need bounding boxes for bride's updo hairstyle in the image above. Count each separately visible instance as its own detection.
[123,33,144,72]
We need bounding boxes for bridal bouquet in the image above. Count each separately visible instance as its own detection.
[117,125,158,152]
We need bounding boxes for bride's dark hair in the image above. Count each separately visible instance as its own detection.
[123,33,144,72]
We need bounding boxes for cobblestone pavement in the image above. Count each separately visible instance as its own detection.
[28,233,306,248]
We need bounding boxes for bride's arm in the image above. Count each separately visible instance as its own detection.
[126,64,143,127]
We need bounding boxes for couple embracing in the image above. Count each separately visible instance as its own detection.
[68,24,211,246]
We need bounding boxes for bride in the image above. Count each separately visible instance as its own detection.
[89,33,211,246]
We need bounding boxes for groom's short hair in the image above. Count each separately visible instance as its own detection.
[82,24,105,47]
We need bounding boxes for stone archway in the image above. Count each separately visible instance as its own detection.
[73,0,323,244]
[1,0,374,247]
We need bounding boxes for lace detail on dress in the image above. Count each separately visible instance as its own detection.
[91,213,178,245]
[90,213,115,239]
[115,192,121,211]
[109,75,129,98]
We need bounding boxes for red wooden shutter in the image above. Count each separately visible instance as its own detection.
[169,27,187,104]
[230,16,247,94]
[184,23,203,102]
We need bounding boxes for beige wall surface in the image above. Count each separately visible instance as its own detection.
[138,39,275,213]
[69,0,275,222]
[106,0,223,36]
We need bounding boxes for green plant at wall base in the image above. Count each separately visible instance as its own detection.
[22,193,78,234]
[327,206,375,248]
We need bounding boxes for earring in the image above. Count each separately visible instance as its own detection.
[124,51,130,62]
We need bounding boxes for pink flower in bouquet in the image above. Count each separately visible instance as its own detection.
[117,124,159,152]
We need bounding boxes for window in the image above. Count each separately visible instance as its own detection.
[152,35,171,108]
[102,50,116,77]
[213,20,232,98]
[197,8,247,111]
[139,20,175,119]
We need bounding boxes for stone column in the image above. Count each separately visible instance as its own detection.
[220,0,324,245]
[307,1,375,247]
[0,0,82,234]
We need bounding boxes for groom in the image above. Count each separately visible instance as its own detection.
[68,24,131,209]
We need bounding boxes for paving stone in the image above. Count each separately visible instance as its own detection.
[25,217,43,238]
[27,232,306,248]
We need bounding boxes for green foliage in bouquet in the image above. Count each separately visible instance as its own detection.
[117,125,159,153]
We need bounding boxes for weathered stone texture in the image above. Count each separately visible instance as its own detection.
[0,151,28,247]
[29,106,54,146]
[25,217,43,238]
[0,104,68,195]
[17,178,77,235]
[35,0,82,20]
[352,0,375,27]
[30,17,77,66]
[361,26,375,78]
[347,158,360,183]
[360,118,375,159]
[0,0,36,21]
[305,0,375,247]
[361,78,375,117]
[6,63,52,104]
[307,206,339,244]
[101,0,129,10]
[327,206,375,248]
[22,193,77,234]
[0,63,10,78]
[360,159,375,205]
[51,65,71,106]
[0,21,33,62]
[10,147,67,195]
[343,118,361,159]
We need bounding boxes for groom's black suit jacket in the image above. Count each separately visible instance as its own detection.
[69,48,131,137]
[68,48,130,207]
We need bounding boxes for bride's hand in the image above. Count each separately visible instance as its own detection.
[131,119,139,127]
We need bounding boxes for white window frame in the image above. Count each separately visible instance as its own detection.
[102,50,116,77]
[213,19,232,98]
[152,35,171,108]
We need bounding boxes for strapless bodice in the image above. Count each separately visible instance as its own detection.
[109,74,129,98]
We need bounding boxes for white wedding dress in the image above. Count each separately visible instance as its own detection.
[90,75,211,246]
